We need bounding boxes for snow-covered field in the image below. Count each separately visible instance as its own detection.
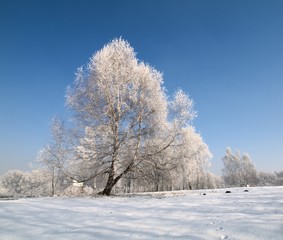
[0,186,282,240]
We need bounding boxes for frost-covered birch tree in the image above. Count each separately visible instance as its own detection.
[65,39,175,195]
[37,118,73,195]
[43,38,212,195]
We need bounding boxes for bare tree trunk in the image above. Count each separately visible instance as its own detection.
[99,113,143,196]
[51,166,55,196]
[99,164,131,195]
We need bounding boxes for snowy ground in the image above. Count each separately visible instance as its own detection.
[0,186,282,240]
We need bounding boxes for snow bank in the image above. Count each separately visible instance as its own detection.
[0,186,282,239]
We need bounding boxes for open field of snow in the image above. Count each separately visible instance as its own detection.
[0,186,282,240]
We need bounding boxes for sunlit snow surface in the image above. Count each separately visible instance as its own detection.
[0,186,282,240]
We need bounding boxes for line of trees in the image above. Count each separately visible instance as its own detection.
[222,147,281,187]
[1,146,282,197]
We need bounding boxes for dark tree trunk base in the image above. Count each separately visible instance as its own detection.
[98,186,113,196]
[97,191,111,196]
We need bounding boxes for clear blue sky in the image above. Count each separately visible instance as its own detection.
[1,0,283,175]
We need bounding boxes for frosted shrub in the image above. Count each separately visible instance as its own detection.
[62,185,94,197]
[83,186,94,195]
[63,185,84,197]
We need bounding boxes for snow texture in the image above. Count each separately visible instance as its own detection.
[0,186,282,240]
